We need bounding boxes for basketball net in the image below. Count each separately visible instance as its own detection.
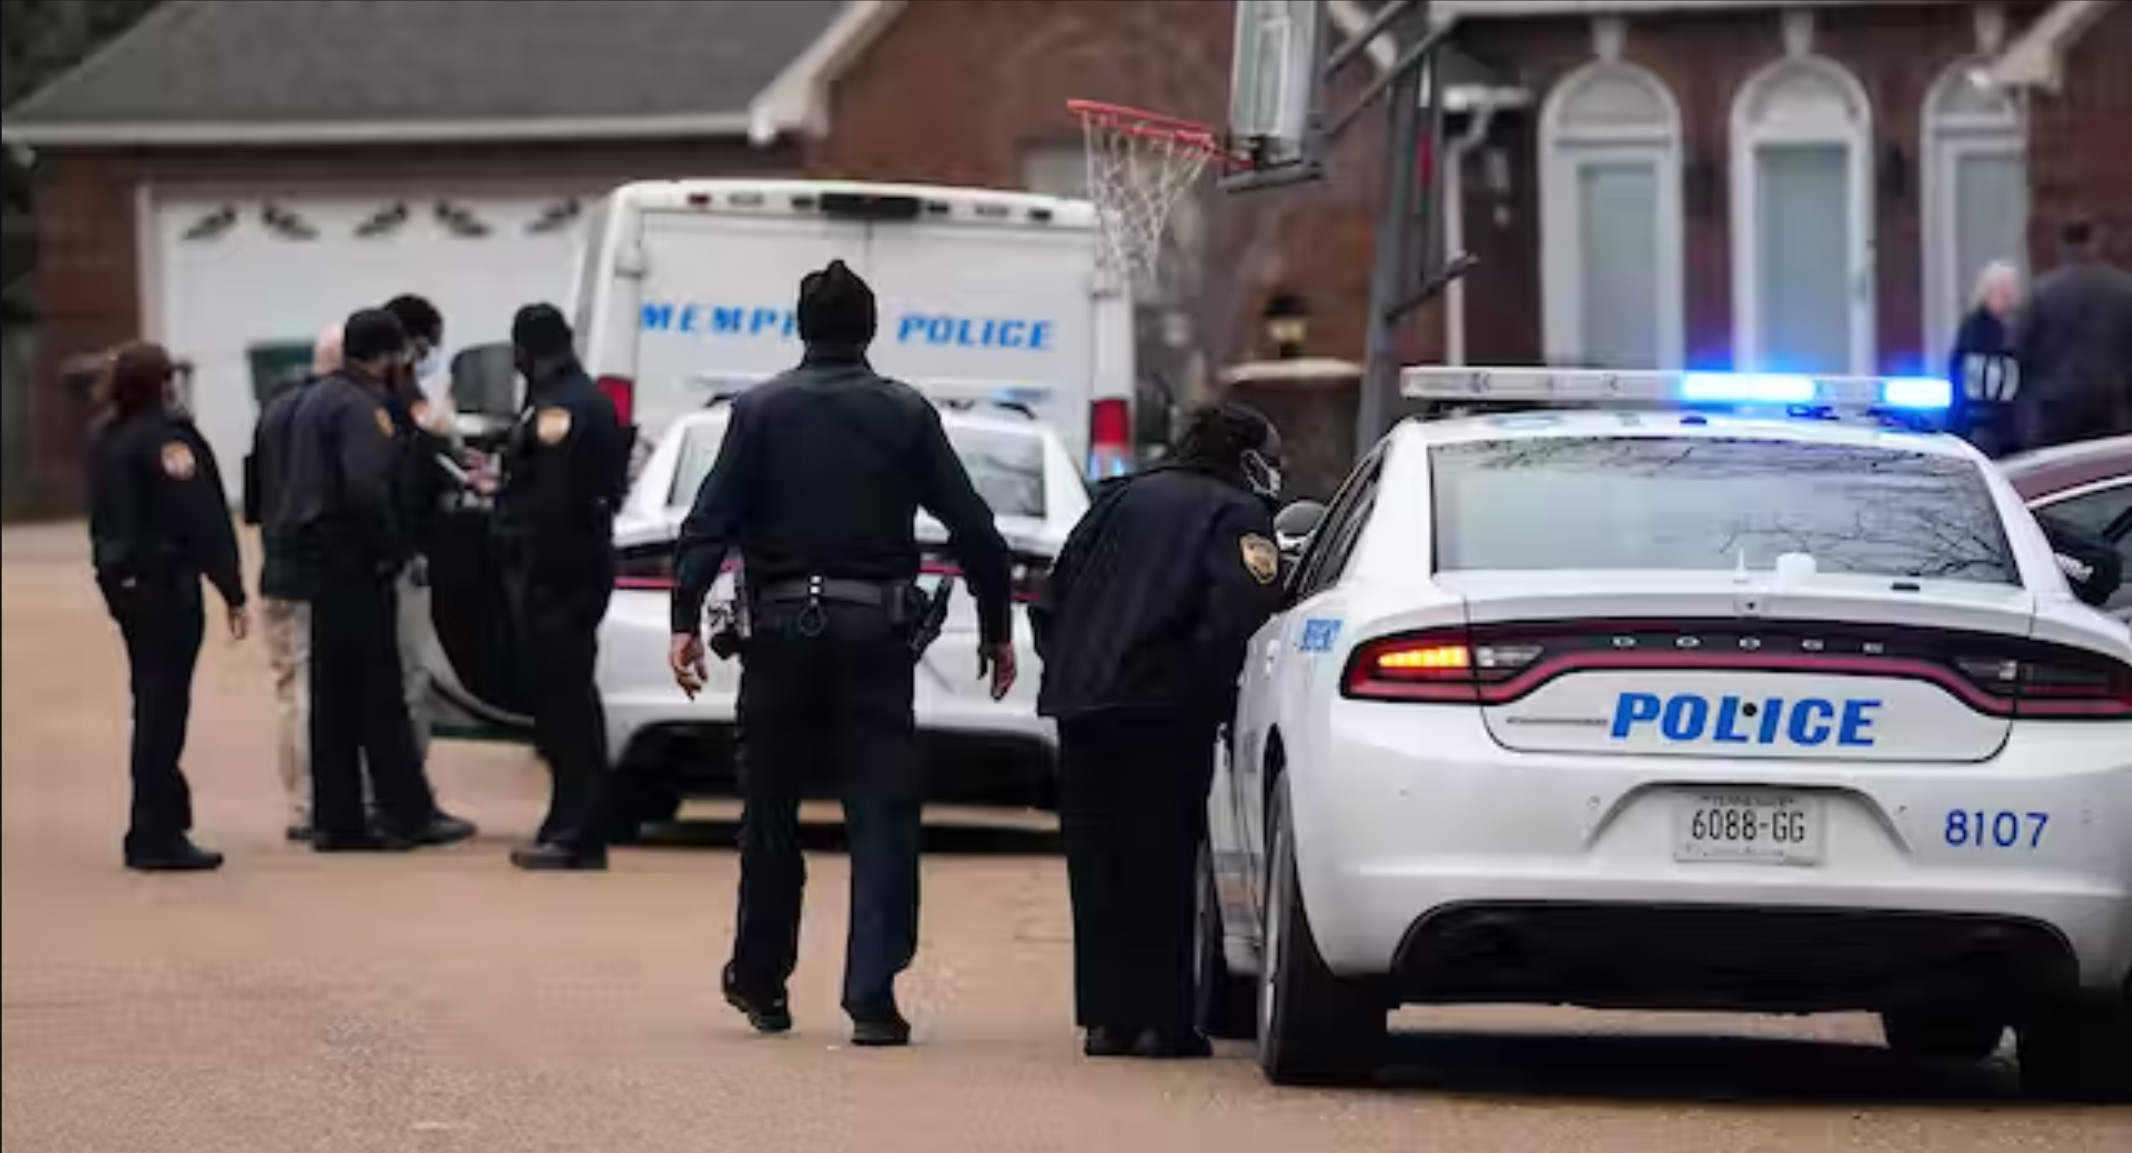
[1069,101,1229,296]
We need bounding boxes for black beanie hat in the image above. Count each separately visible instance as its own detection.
[796,260,877,346]
[342,308,408,363]
[511,302,575,358]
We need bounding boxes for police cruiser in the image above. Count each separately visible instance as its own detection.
[1200,367,2131,1098]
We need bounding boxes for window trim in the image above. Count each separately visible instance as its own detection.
[1729,55,1877,374]
[1921,58,2028,363]
[1540,61,1686,369]
[1293,449,1385,597]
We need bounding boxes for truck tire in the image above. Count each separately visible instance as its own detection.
[2018,993,2132,1102]
[1256,780,1386,1086]
[1879,1009,2004,1063]
[602,772,682,846]
[1196,842,1257,1041]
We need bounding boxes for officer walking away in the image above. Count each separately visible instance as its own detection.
[1031,403,1289,1059]
[87,342,251,872]
[280,309,476,853]
[668,260,1017,1047]
[497,304,631,871]
[1945,261,2024,458]
[2013,217,2132,451]
[245,324,340,841]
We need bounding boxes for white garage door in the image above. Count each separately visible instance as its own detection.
[150,190,587,490]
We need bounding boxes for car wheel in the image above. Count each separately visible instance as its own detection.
[1879,1008,2005,1063]
[1256,779,1386,1086]
[2018,993,2132,1102]
[602,771,682,846]
[1196,841,1257,1041]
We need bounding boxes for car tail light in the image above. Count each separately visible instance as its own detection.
[1342,629,1545,703]
[1952,650,2132,718]
[1088,397,1131,479]
[596,375,635,426]
[614,544,673,591]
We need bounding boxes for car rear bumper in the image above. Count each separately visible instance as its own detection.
[1290,705,2132,1003]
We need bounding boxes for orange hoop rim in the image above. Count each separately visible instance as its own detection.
[1066,99,1247,170]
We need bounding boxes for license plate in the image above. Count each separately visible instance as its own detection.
[1673,791,1824,865]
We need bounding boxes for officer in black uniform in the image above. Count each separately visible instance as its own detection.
[497,304,632,871]
[1032,402,1289,1059]
[87,342,250,872]
[278,309,476,853]
[669,260,1017,1047]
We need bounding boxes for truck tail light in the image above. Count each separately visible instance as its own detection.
[1088,397,1130,479]
[596,375,635,426]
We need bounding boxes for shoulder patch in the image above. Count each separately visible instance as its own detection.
[536,406,573,446]
[158,441,198,481]
[372,406,395,438]
[1240,533,1279,586]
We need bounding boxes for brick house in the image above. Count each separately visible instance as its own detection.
[5,0,2128,512]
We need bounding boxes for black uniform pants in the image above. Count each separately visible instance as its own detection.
[309,567,437,839]
[101,574,204,853]
[514,576,612,850]
[1057,712,1217,1035]
[730,604,921,1016]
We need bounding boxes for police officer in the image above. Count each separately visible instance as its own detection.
[497,304,631,871]
[87,342,250,872]
[380,294,450,766]
[279,309,476,853]
[1031,402,1289,1059]
[669,260,1017,1047]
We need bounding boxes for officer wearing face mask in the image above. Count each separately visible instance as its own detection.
[1029,401,1290,1061]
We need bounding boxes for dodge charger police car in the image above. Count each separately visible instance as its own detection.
[1199,369,2131,1099]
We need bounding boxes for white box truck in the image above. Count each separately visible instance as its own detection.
[564,179,1137,479]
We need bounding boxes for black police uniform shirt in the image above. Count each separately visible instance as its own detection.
[246,377,314,601]
[274,370,408,578]
[670,349,1014,642]
[1031,465,1284,725]
[88,408,246,609]
[496,365,631,587]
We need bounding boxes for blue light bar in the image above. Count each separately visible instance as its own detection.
[1679,372,1817,405]
[1879,376,1952,410]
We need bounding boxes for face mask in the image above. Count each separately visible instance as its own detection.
[1241,449,1283,501]
[412,350,441,381]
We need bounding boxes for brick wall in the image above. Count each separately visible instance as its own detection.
[24,137,795,510]
[2025,3,2132,271]
[1453,3,2044,375]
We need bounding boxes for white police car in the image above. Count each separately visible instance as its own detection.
[1200,368,2132,1099]
[591,385,1088,838]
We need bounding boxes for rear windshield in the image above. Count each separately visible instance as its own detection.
[1431,436,2018,584]
[666,417,1049,519]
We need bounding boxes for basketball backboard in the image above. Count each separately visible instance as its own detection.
[1227,0,1328,186]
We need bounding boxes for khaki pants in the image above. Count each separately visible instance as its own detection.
[261,598,312,826]
[398,562,434,765]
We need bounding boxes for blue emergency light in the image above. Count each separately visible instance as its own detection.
[1401,367,1952,418]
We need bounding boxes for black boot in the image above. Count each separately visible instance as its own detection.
[404,812,478,848]
[1129,1029,1213,1059]
[850,1003,912,1048]
[509,842,608,872]
[721,964,793,1035]
[124,837,224,873]
[1084,1026,1139,1058]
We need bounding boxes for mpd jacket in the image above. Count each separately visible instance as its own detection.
[88,409,246,608]
[2015,258,2132,449]
[495,364,631,589]
[274,369,407,581]
[671,347,1013,643]
[246,378,313,600]
[1946,307,2021,458]
[1032,465,1284,725]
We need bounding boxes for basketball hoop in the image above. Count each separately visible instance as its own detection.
[1068,100,1242,294]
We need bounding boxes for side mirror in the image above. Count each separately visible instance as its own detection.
[2038,512,2124,610]
[1274,500,1328,558]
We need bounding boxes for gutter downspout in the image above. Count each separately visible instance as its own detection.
[1444,102,1496,367]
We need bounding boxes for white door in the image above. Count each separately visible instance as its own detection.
[149,190,587,489]
[1754,142,1855,374]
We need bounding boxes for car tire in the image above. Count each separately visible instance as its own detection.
[602,771,682,846]
[1256,779,1386,1086]
[1196,841,1257,1042]
[2018,993,2132,1103]
[1879,1009,2005,1063]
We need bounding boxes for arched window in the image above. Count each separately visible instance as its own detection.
[1539,61,1685,369]
[1922,60,2026,360]
[1730,56,1875,374]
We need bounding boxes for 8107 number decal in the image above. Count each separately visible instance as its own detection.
[1944,810,2049,850]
